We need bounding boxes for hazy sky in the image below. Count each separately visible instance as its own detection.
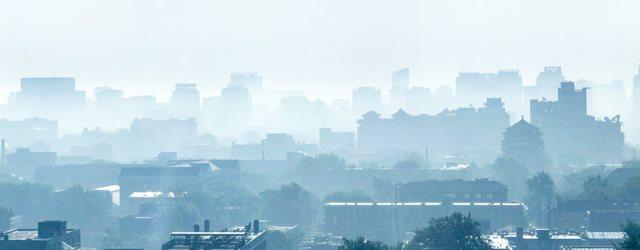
[1,0,639,102]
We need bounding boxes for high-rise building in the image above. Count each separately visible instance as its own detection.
[389,68,410,110]
[230,73,263,91]
[14,77,86,118]
[171,83,200,118]
[392,68,410,89]
[530,82,624,163]
[536,66,566,100]
[352,87,382,116]
[455,70,523,112]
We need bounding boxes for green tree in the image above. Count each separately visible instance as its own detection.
[323,190,373,203]
[617,177,640,201]
[557,164,607,198]
[339,237,390,250]
[616,220,640,249]
[393,159,421,170]
[101,226,124,249]
[488,157,530,199]
[295,154,348,172]
[525,171,556,226]
[408,213,490,250]
[259,182,318,227]
[0,206,14,231]
[581,175,611,200]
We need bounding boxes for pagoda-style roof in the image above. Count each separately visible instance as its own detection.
[361,111,381,120]
[391,109,412,119]
[507,118,539,133]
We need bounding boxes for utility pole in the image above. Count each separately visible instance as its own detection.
[425,146,429,168]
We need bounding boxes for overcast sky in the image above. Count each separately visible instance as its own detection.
[0,0,639,102]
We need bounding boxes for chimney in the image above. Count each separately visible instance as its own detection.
[252,219,260,234]
[193,224,200,232]
[204,219,210,232]
[515,227,525,249]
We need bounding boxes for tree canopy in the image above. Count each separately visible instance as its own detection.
[259,182,318,227]
[408,212,490,250]
[339,237,390,250]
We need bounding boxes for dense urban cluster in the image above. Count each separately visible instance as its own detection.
[1,66,640,249]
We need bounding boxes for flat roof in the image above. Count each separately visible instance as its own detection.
[324,202,522,206]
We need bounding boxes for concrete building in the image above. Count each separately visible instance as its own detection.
[357,98,509,162]
[0,220,81,250]
[230,73,263,91]
[352,87,382,116]
[324,202,526,244]
[455,70,523,112]
[161,219,267,250]
[550,199,640,230]
[536,66,566,100]
[34,163,153,189]
[318,128,355,151]
[395,179,509,203]
[231,133,317,160]
[530,82,624,163]
[13,77,86,119]
[6,148,57,179]
[118,162,221,209]
[0,118,58,146]
[171,83,200,118]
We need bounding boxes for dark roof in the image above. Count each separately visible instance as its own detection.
[119,166,204,178]
[553,199,640,212]
[506,118,539,133]
[606,167,640,186]
[361,111,381,119]
[397,179,508,193]
[391,109,412,119]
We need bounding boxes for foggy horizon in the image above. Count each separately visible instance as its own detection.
[2,0,640,102]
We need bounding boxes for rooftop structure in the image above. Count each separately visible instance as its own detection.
[0,220,81,250]
[161,219,267,250]
[395,178,509,202]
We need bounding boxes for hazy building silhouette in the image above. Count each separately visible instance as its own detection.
[535,66,566,100]
[318,128,354,151]
[352,87,382,117]
[0,118,58,147]
[404,87,433,114]
[395,179,509,203]
[95,86,124,107]
[357,98,509,161]
[6,148,57,179]
[13,77,86,125]
[130,118,198,153]
[230,73,263,91]
[530,82,624,163]
[389,68,410,110]
[231,133,317,160]
[501,118,551,171]
[218,84,252,133]
[0,220,81,250]
[455,70,523,111]
[171,83,200,118]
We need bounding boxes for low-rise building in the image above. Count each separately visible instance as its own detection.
[0,220,80,250]
[161,219,267,250]
[395,179,509,202]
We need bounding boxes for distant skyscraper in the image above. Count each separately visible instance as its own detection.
[530,82,623,163]
[536,66,566,100]
[352,87,382,116]
[392,68,410,89]
[14,77,86,119]
[171,83,200,118]
[230,73,263,91]
[390,68,410,110]
[95,86,124,107]
[455,70,523,112]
